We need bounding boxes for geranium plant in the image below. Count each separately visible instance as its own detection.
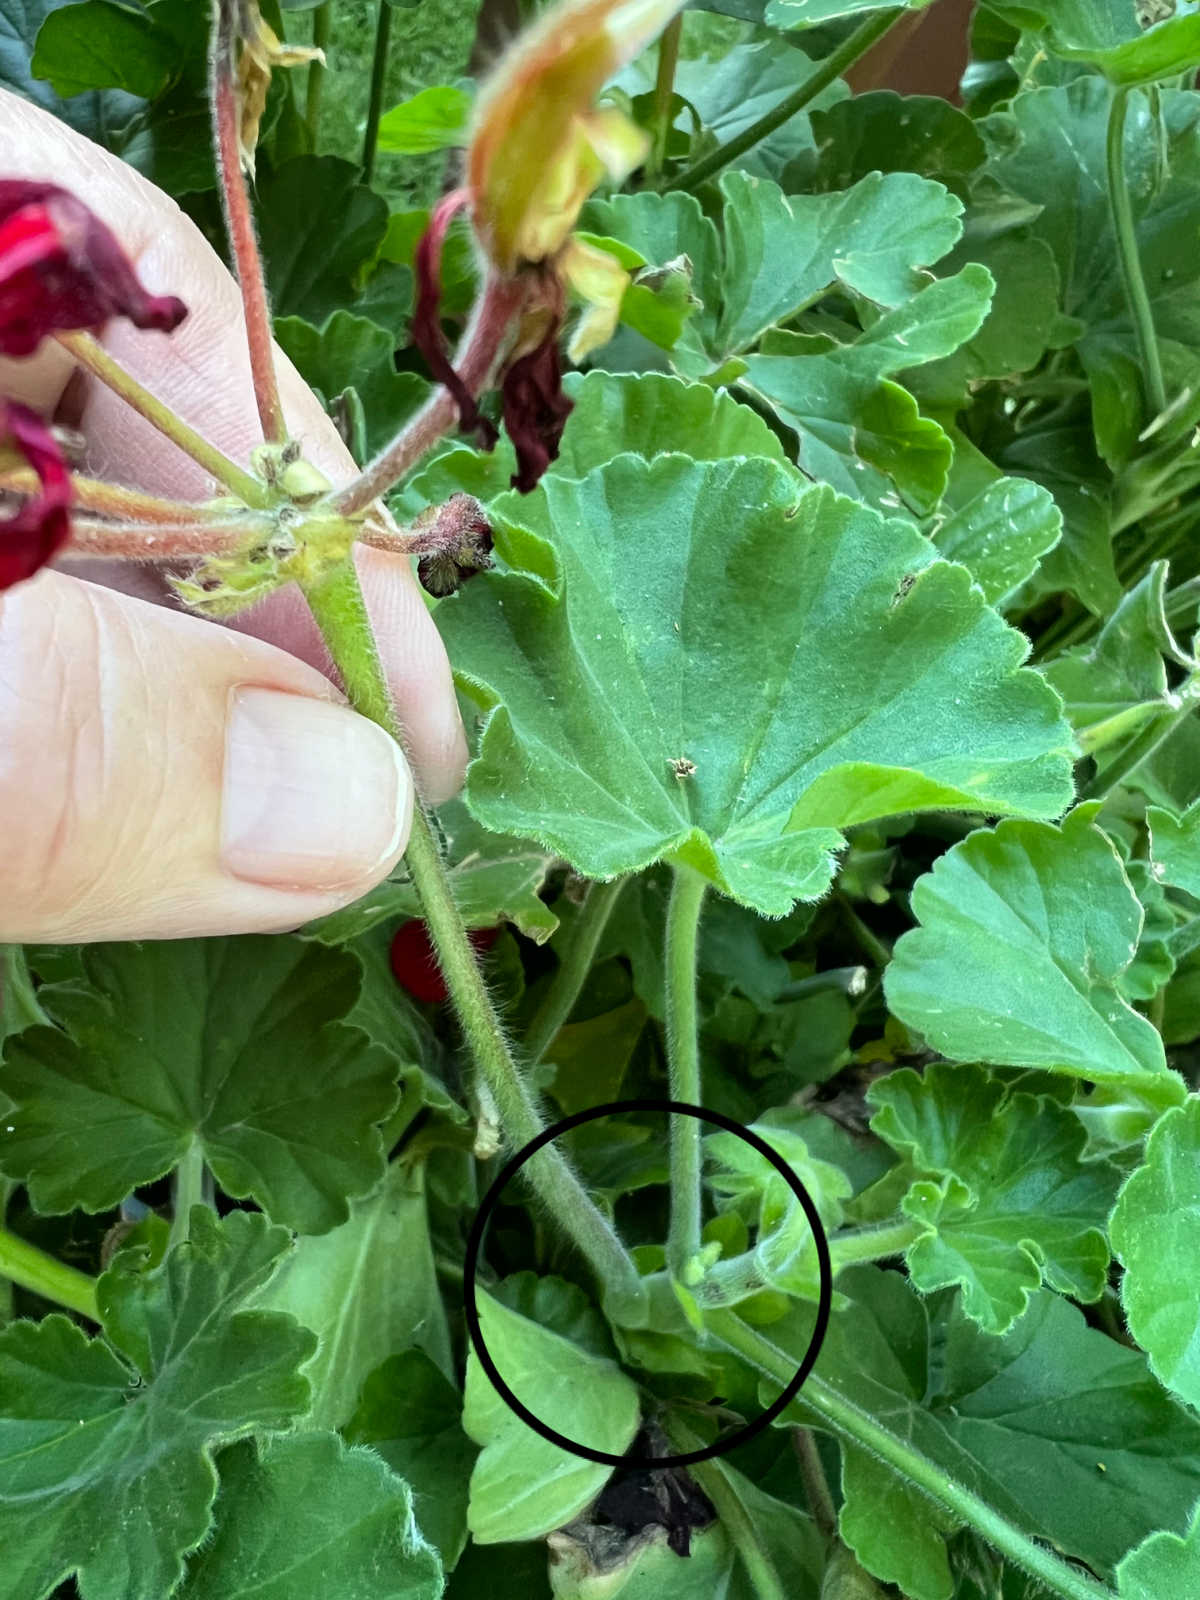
[4,1,1200,1597]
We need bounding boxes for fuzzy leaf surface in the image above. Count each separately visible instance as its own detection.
[439,456,1073,914]
[0,1211,313,1600]
[0,938,399,1233]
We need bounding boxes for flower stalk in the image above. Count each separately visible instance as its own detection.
[210,0,287,443]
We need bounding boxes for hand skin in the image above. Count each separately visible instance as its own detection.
[0,89,468,943]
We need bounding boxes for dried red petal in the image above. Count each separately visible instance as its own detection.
[389,918,502,1005]
[0,179,187,358]
[0,401,73,590]
[412,190,497,448]
[500,322,574,493]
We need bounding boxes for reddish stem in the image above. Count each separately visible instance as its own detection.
[332,272,526,517]
[210,0,286,444]
[65,515,263,560]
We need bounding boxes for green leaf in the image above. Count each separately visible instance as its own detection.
[1149,797,1200,898]
[347,1350,478,1569]
[177,1432,442,1599]
[796,91,987,198]
[986,79,1200,462]
[274,312,430,460]
[439,456,1074,915]
[868,1063,1121,1332]
[305,798,560,948]
[31,0,173,97]
[932,473,1063,606]
[1111,1096,1200,1412]
[463,1288,640,1543]
[985,0,1200,84]
[740,266,994,510]
[716,168,965,354]
[885,811,1182,1101]
[1118,1502,1200,1600]
[1046,563,1194,756]
[0,946,47,1044]
[0,1210,314,1600]
[0,938,400,1233]
[778,1268,1200,1594]
[376,83,472,153]
[253,1162,451,1431]
[257,155,389,323]
[766,0,934,26]
[555,370,787,477]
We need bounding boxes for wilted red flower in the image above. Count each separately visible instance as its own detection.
[0,401,72,590]
[0,180,187,358]
[390,918,502,1004]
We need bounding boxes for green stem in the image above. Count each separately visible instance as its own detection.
[665,865,707,1281]
[307,2,331,144]
[0,1225,98,1320]
[835,893,893,969]
[706,1311,1117,1600]
[362,0,393,184]
[666,9,904,194]
[1082,668,1200,802]
[170,1141,207,1250]
[793,1426,838,1542]
[668,1417,787,1600]
[829,1217,922,1273]
[301,557,646,1322]
[524,877,626,1065]
[1107,84,1168,419]
[647,12,683,179]
[59,333,269,507]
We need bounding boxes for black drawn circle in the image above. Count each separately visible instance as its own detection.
[461,1097,832,1469]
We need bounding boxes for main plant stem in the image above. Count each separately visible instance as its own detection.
[58,333,269,506]
[706,1311,1117,1600]
[667,9,904,193]
[0,1224,98,1320]
[211,0,287,442]
[524,876,626,1065]
[1107,84,1168,419]
[665,865,707,1280]
[301,557,646,1320]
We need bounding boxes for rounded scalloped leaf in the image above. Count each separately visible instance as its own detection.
[1111,1096,1200,1413]
[438,454,1074,915]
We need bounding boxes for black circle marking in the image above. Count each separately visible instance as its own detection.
[462,1097,832,1469]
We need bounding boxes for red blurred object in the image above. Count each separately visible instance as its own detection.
[0,179,187,357]
[0,400,73,590]
[389,919,502,1003]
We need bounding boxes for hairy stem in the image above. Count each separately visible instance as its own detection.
[57,333,268,507]
[170,1141,207,1250]
[330,274,524,516]
[792,1427,838,1541]
[667,9,904,193]
[668,1417,787,1600]
[648,13,683,179]
[1107,84,1168,419]
[0,470,220,525]
[65,516,264,559]
[0,1225,98,1321]
[211,0,287,442]
[1083,668,1200,802]
[829,1217,922,1273]
[524,877,626,1065]
[665,865,707,1281]
[307,2,331,143]
[300,556,647,1321]
[362,0,393,183]
[706,1311,1117,1600]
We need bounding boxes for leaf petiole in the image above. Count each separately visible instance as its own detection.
[523,876,626,1066]
[0,1224,98,1321]
[665,865,707,1281]
[1106,83,1168,419]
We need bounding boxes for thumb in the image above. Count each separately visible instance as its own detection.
[0,571,413,942]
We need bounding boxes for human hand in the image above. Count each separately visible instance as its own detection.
[0,90,467,945]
